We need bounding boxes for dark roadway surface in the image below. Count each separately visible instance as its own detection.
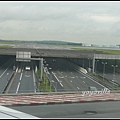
[1,45,120,118]
[7,101,120,118]
[0,47,100,58]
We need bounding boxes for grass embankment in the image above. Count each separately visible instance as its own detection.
[37,69,54,92]
[72,47,120,55]
[0,46,12,48]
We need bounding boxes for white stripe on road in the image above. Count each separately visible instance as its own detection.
[52,72,63,87]
[19,73,23,81]
[16,72,23,93]
[60,83,63,87]
[0,68,9,78]
[83,81,85,83]
[78,71,108,89]
[16,82,20,94]
[77,87,80,89]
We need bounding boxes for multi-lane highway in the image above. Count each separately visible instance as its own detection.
[44,58,106,92]
[0,45,120,119]
[0,55,119,94]
[0,56,38,94]
[8,61,38,94]
[0,57,15,94]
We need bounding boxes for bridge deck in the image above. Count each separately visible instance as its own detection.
[1,91,120,106]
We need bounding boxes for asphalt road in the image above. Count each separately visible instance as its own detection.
[7,101,120,118]
[45,58,106,91]
[0,58,15,93]
[8,61,37,94]
[0,56,117,94]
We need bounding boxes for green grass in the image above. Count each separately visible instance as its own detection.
[0,46,13,48]
[99,49,120,54]
[40,80,54,92]
[0,42,19,44]
[72,47,120,55]
[37,69,55,92]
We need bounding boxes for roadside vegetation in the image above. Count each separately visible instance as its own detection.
[1,40,120,55]
[37,69,54,92]
[72,47,120,55]
[0,46,13,48]
[0,41,19,48]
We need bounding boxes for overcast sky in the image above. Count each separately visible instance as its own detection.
[0,1,120,45]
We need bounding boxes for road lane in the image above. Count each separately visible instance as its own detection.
[0,58,15,93]
[8,61,37,94]
[8,101,120,118]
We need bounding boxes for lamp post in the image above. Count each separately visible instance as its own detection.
[102,62,107,81]
[95,60,99,74]
[88,58,92,72]
[39,58,43,81]
[111,65,118,82]
[50,80,57,92]
[82,58,84,68]
[88,58,91,68]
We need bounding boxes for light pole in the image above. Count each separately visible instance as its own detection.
[95,60,99,74]
[39,58,43,81]
[45,67,52,91]
[82,58,84,68]
[102,62,107,81]
[88,58,91,68]
[50,80,57,92]
[111,65,118,82]
[88,58,92,72]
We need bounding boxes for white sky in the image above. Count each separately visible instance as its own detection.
[0,1,120,45]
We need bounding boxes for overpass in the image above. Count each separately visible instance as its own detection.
[1,91,120,106]
[0,48,120,105]
[0,48,95,58]
[1,47,120,74]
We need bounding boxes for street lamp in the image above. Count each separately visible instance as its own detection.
[88,58,91,68]
[39,58,43,81]
[50,80,57,92]
[102,62,107,81]
[87,58,92,72]
[111,65,118,82]
[82,58,84,68]
[95,60,99,74]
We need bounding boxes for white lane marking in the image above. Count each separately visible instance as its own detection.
[78,71,108,89]
[18,69,21,73]
[80,76,86,79]
[59,76,64,78]
[20,73,23,81]
[60,83,63,87]
[77,87,80,89]
[83,81,85,83]
[70,76,75,78]
[52,72,63,87]
[0,68,9,78]
[16,82,20,94]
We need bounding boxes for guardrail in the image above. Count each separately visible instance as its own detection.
[2,71,16,94]
[0,89,120,96]
[65,59,88,74]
